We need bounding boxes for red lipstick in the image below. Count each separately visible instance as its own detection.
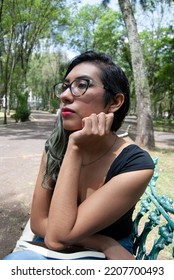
[61,108,75,117]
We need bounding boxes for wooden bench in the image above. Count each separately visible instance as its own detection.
[14,157,174,259]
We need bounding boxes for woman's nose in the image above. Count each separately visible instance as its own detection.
[60,87,74,103]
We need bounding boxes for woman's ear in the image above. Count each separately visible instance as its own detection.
[108,93,125,113]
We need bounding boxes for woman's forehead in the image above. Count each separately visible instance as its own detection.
[66,62,102,81]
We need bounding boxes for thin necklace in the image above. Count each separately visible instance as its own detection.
[82,137,117,167]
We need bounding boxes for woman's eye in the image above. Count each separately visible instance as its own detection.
[78,83,87,89]
[76,80,88,89]
[62,84,69,91]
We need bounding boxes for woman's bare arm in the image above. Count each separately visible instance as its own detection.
[30,150,53,237]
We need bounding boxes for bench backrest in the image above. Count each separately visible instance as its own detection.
[133,157,174,259]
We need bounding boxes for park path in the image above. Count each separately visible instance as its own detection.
[0,111,174,259]
[0,111,56,259]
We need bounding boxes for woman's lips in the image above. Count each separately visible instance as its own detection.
[61,108,75,117]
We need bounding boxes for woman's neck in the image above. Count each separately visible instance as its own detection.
[81,132,120,167]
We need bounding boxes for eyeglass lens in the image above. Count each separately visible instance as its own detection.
[55,79,90,97]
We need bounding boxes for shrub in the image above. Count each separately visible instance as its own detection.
[15,92,31,122]
[15,107,31,122]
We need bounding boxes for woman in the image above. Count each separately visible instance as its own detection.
[4,51,154,260]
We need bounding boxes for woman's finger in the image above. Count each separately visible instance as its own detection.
[97,112,107,135]
[82,112,113,136]
[105,113,114,134]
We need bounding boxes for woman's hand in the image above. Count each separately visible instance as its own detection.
[101,238,135,260]
[77,234,135,260]
[69,112,114,147]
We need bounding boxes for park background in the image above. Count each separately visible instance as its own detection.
[0,0,174,259]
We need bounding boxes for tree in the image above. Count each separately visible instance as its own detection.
[103,0,155,149]
[140,27,174,119]
[94,8,126,57]
[0,0,4,98]
[65,4,132,68]
[27,51,68,112]
[118,0,155,149]
[0,0,67,123]
[104,0,173,148]
[65,4,108,52]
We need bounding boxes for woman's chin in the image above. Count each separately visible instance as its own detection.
[62,122,82,132]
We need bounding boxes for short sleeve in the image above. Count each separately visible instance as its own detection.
[105,144,155,183]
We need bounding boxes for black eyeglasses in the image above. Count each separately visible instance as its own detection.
[54,78,106,98]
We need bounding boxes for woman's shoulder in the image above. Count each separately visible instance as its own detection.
[105,143,155,181]
[120,143,153,158]
[118,143,155,168]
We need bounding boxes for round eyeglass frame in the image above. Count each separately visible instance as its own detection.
[54,78,107,98]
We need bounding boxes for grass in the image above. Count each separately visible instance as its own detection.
[0,110,16,125]
[150,148,174,200]
[153,118,174,132]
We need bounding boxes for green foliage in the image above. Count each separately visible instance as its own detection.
[27,51,68,111]
[65,4,103,52]
[15,93,31,122]
[153,117,174,132]
[94,9,124,56]
[15,106,31,122]
[64,3,135,110]
[133,0,174,12]
[51,98,59,114]
[140,26,174,118]
[1,0,173,123]
[64,3,133,72]
[65,4,124,53]
[0,0,68,121]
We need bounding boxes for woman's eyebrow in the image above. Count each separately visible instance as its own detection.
[64,75,92,82]
[64,78,70,83]
[77,75,92,80]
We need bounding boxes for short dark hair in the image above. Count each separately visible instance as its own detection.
[64,51,130,132]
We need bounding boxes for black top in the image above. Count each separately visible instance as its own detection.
[45,142,155,240]
[97,144,155,240]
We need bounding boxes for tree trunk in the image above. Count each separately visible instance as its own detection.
[118,0,155,149]
[0,0,4,103]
